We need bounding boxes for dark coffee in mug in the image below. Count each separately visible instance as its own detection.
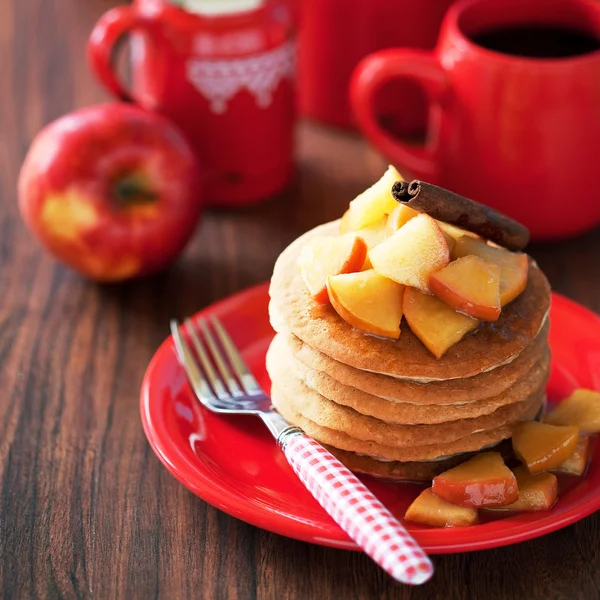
[471,25,600,58]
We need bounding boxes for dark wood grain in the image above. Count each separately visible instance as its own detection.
[1,1,600,599]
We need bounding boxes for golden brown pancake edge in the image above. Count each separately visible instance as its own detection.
[271,382,544,462]
[268,333,551,425]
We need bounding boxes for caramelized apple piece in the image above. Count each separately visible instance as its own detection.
[552,435,590,476]
[340,209,352,234]
[405,488,478,527]
[403,287,479,358]
[298,234,367,304]
[386,203,418,232]
[344,166,403,231]
[452,236,529,306]
[512,421,580,474]
[432,452,518,507]
[429,256,501,321]
[353,218,388,270]
[437,221,480,241]
[544,389,600,433]
[484,467,557,513]
[356,218,388,249]
[327,270,404,339]
[369,214,450,293]
[441,231,456,256]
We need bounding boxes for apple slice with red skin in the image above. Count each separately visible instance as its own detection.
[298,234,368,304]
[552,435,590,476]
[452,236,529,306]
[430,255,501,321]
[544,388,600,433]
[369,213,450,293]
[327,270,404,339]
[403,287,479,358]
[385,204,457,254]
[512,421,580,474]
[404,488,478,527]
[17,103,202,281]
[432,452,518,508]
[483,467,558,513]
[386,203,418,233]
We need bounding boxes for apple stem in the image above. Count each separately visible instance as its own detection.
[115,178,157,206]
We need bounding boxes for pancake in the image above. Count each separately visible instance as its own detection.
[271,383,545,462]
[268,347,546,446]
[322,446,472,481]
[322,446,495,481]
[268,334,551,425]
[287,320,550,406]
[269,220,551,381]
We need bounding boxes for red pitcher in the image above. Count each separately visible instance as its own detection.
[89,0,296,207]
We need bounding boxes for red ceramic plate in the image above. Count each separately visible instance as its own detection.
[140,283,600,554]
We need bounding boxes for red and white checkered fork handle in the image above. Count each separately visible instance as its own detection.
[282,433,434,585]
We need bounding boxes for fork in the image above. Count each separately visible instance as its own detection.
[170,315,434,585]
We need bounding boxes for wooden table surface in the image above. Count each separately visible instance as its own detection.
[3,1,600,598]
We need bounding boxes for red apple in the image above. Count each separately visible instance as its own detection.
[432,452,518,507]
[18,103,203,281]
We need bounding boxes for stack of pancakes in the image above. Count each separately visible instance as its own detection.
[267,221,552,481]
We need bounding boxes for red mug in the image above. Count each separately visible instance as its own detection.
[298,0,456,132]
[88,0,295,207]
[351,0,600,240]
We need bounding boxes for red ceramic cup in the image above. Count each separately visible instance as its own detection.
[298,0,456,131]
[88,0,295,207]
[351,0,600,240]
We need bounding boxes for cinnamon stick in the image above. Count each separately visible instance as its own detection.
[392,180,530,251]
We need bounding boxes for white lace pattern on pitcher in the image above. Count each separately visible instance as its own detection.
[186,40,295,114]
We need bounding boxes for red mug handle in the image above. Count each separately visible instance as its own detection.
[87,6,147,102]
[350,49,450,182]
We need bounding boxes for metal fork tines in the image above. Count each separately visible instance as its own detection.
[170,316,271,415]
